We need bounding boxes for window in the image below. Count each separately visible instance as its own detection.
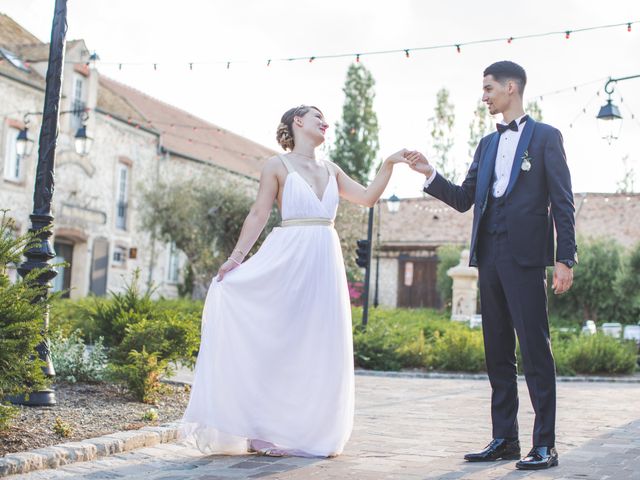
[3,127,21,181]
[115,163,129,230]
[167,242,180,283]
[71,75,86,132]
[112,245,126,267]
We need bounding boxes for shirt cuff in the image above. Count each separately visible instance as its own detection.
[423,168,437,189]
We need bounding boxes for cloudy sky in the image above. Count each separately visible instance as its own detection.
[3,0,640,198]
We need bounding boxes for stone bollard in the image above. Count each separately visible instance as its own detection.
[447,249,479,323]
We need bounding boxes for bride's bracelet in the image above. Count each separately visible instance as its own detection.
[228,256,242,266]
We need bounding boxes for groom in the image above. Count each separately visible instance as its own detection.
[406,61,577,470]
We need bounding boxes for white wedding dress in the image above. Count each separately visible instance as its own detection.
[180,155,355,457]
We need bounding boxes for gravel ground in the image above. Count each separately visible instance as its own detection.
[0,381,190,457]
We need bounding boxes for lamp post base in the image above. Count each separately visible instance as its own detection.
[7,390,56,407]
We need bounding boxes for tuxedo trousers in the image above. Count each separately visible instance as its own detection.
[477,231,556,447]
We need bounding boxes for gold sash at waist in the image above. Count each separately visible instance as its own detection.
[280,218,334,227]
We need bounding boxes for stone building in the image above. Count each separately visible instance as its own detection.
[373,192,640,309]
[0,14,273,299]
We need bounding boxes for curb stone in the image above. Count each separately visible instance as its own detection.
[353,369,640,383]
[0,422,181,477]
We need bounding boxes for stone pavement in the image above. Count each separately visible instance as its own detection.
[8,375,640,480]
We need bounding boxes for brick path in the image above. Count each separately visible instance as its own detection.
[9,375,640,479]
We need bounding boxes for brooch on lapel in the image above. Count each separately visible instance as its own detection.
[521,150,533,172]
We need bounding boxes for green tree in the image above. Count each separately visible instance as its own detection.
[140,177,279,298]
[526,100,543,122]
[429,88,457,180]
[549,238,623,323]
[435,244,465,310]
[468,100,492,159]
[615,242,640,322]
[0,211,49,427]
[616,155,635,193]
[331,63,380,184]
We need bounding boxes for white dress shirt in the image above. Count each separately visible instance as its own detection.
[423,113,528,198]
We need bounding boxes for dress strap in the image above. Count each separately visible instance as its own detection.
[322,160,334,177]
[278,154,296,174]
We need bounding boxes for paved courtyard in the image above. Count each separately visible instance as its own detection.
[9,375,640,479]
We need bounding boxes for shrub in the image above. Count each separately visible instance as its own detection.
[114,312,199,368]
[435,244,465,310]
[549,238,625,324]
[109,347,173,404]
[50,297,105,341]
[0,403,19,432]
[556,334,637,375]
[49,329,108,383]
[53,417,73,437]
[84,270,155,347]
[427,328,486,372]
[0,211,48,417]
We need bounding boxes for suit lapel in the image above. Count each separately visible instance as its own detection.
[505,118,536,197]
[476,132,500,204]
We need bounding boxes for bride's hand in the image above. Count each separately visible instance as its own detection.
[385,149,410,165]
[216,258,241,282]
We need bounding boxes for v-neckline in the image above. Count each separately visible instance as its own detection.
[292,171,333,204]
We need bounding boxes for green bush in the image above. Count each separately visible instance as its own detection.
[555,334,637,375]
[549,238,640,326]
[114,312,199,368]
[50,297,105,341]
[435,244,464,310]
[0,211,49,427]
[49,329,108,383]
[109,347,172,404]
[428,328,486,372]
[352,306,637,376]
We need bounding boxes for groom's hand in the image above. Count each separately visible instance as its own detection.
[552,262,573,295]
[405,150,434,177]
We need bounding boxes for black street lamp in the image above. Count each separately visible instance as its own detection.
[18,111,94,158]
[16,120,35,157]
[14,0,69,407]
[596,74,640,144]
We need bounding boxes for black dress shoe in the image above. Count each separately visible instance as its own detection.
[464,438,521,462]
[516,446,559,470]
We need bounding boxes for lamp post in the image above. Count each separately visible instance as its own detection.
[596,74,640,144]
[14,0,69,407]
[373,194,400,308]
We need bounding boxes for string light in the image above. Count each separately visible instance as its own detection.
[88,20,637,71]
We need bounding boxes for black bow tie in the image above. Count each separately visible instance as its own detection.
[496,115,529,134]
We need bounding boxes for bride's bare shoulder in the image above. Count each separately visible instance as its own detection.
[262,155,287,176]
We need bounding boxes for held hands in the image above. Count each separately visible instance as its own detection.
[404,150,434,177]
[552,262,573,295]
[385,149,411,165]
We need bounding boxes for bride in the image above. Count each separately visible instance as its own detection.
[180,105,407,457]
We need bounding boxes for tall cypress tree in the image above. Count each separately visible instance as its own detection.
[331,63,380,184]
[429,88,457,181]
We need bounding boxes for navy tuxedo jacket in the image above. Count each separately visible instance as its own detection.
[425,118,577,268]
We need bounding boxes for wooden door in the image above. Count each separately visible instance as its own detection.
[397,256,440,309]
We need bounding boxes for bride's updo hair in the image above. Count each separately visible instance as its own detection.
[276,105,323,151]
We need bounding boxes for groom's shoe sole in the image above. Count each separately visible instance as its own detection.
[465,453,521,462]
[515,458,559,470]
